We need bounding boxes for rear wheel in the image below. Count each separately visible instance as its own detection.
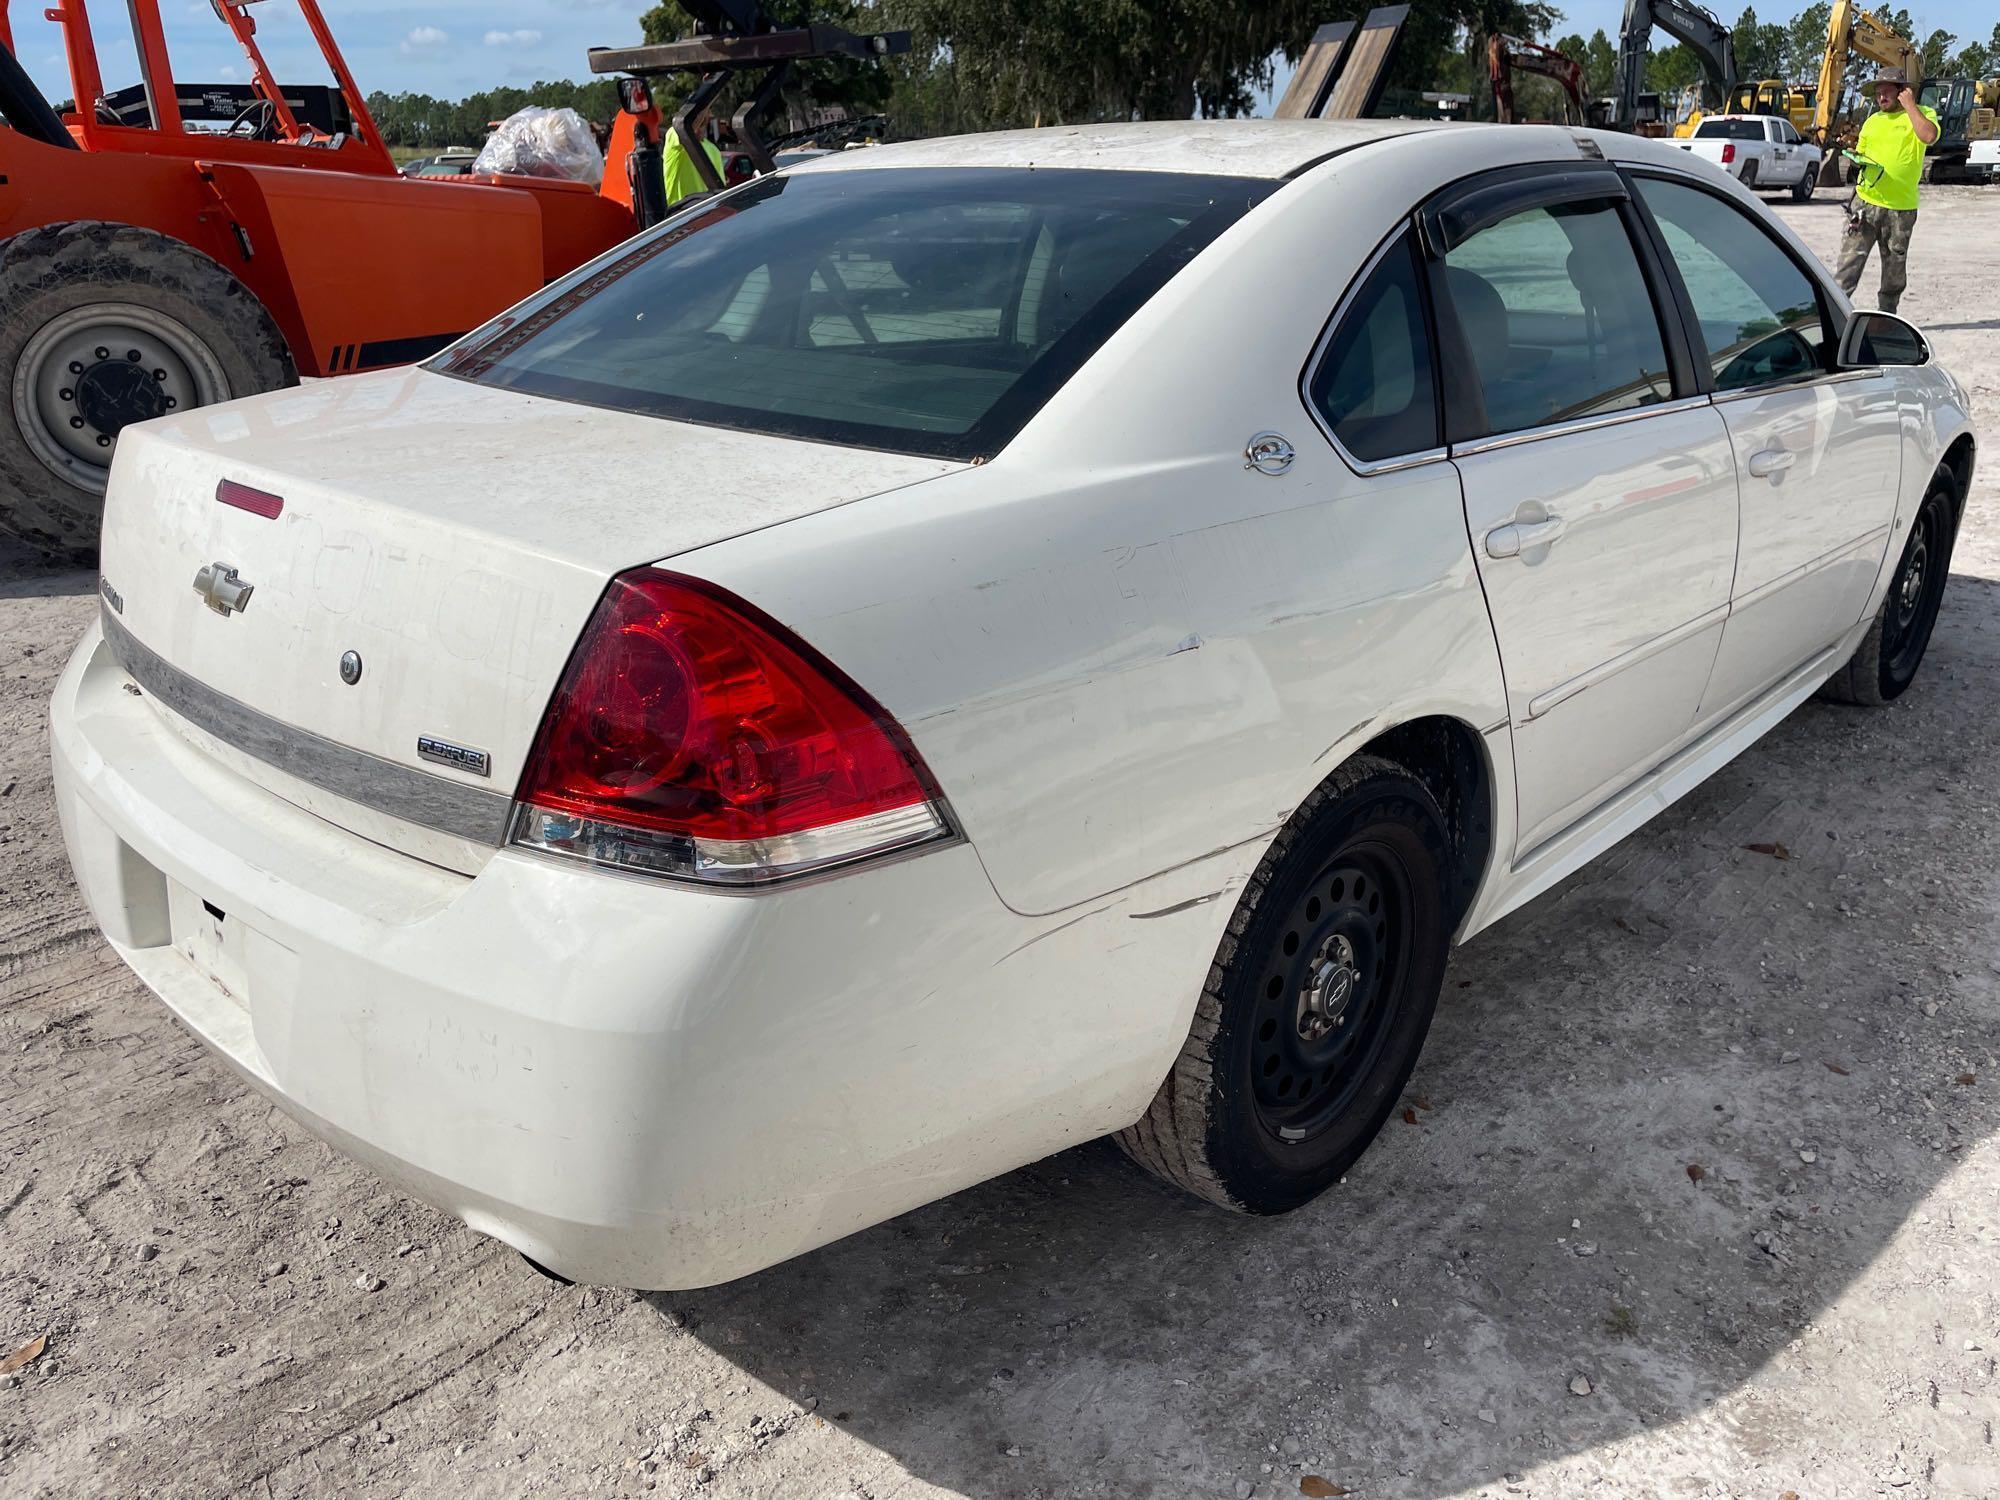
[0,222,295,559]
[1117,755,1453,1214]
[1739,160,1760,191]
[1820,476,1956,706]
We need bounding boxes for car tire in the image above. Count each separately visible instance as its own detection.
[1791,166,1815,201]
[1820,475,1957,706]
[1739,160,1760,191]
[1116,753,1454,1214]
[0,221,296,561]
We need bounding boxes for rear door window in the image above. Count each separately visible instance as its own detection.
[1438,200,1675,438]
[433,168,1271,461]
[1306,233,1440,464]
[1634,176,1830,391]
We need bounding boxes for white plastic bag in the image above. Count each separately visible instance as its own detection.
[472,106,604,184]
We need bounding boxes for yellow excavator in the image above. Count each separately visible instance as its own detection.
[1810,0,1920,183]
[1675,78,1817,136]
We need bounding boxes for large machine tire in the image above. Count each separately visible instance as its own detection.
[0,221,295,560]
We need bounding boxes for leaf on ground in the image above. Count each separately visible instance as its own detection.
[1781,1491,1801,1500]
[1686,1162,1707,1183]
[1413,1095,1433,1111]
[1400,1107,1419,1125]
[1957,1073,1977,1086]
[1743,841,1791,860]
[1826,1062,1850,1076]
[0,1334,47,1374]
[1299,1480,1350,1498]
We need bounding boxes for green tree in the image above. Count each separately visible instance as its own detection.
[1917,27,1955,79]
[1785,1,1831,81]
[1646,42,1704,94]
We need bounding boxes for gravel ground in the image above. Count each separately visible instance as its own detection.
[3,189,2000,1500]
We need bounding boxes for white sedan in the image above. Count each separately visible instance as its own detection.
[52,119,1974,1289]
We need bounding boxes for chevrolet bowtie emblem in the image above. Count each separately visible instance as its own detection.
[192,561,254,617]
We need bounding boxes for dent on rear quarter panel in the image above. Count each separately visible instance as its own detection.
[680,131,1535,917]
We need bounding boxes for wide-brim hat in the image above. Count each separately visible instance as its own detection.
[1870,67,1911,90]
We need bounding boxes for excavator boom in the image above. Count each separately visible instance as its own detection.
[1613,0,1737,131]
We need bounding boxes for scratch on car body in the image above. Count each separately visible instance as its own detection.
[1130,891,1223,920]
[994,906,1114,965]
[1314,716,1377,764]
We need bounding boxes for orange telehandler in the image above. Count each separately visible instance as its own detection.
[0,0,903,556]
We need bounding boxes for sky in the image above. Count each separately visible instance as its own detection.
[13,0,1998,114]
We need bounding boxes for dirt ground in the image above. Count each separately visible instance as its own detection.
[3,187,2000,1500]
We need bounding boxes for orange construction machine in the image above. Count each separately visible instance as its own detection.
[0,0,903,556]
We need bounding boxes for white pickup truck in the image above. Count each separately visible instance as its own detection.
[1972,138,2000,180]
[1679,114,1824,199]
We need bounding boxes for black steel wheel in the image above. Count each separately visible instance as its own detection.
[1118,754,1453,1214]
[1821,474,1957,706]
[1247,848,1412,1144]
[1881,491,1948,684]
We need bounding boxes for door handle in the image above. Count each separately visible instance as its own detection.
[1747,448,1796,478]
[1484,514,1566,559]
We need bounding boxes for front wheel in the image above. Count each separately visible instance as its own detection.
[1820,476,1956,705]
[1791,166,1816,201]
[1117,755,1453,1214]
[0,222,295,560]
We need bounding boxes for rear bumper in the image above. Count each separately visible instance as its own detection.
[52,621,1191,1288]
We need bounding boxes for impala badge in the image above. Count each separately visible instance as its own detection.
[417,736,491,778]
[192,562,253,617]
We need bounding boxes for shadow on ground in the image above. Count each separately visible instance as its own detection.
[0,539,91,603]
[650,576,2000,1499]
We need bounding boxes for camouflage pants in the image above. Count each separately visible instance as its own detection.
[1836,201,1918,314]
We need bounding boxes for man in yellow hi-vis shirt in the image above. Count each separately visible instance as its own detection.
[661,102,726,208]
[1835,68,1940,314]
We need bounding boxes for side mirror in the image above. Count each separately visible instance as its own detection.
[618,77,654,116]
[1837,309,1931,369]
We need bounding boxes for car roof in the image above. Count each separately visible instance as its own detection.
[1695,114,1779,122]
[788,118,1449,179]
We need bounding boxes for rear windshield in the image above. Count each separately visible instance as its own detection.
[1694,119,1767,140]
[431,167,1272,461]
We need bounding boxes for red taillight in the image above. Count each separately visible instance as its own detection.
[1720,142,1736,164]
[510,569,948,884]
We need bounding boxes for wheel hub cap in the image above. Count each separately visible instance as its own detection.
[1298,934,1358,1042]
[1898,541,1927,620]
[75,356,172,436]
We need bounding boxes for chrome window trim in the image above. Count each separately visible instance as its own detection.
[1297,225,1448,478]
[100,606,515,846]
[1710,367,1885,404]
[1449,394,1714,458]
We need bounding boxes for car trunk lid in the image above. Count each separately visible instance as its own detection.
[97,367,962,870]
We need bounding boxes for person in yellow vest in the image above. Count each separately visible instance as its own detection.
[1834,68,1940,315]
[661,102,726,208]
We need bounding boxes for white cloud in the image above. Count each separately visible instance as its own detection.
[400,25,449,54]
[484,29,544,48]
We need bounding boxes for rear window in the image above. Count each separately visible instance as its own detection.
[1694,119,1766,140]
[432,167,1272,461]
